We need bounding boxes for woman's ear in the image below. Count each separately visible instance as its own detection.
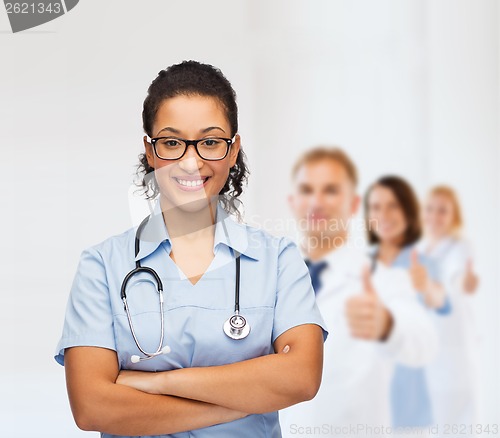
[229,134,241,167]
[143,136,155,169]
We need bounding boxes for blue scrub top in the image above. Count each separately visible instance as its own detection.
[387,245,450,428]
[54,200,328,438]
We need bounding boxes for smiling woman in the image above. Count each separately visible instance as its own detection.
[54,60,328,438]
[143,94,239,219]
[137,61,247,218]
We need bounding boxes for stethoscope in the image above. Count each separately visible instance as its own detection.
[120,213,250,364]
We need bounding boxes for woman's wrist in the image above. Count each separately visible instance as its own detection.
[423,282,445,309]
[156,369,172,395]
[216,405,248,423]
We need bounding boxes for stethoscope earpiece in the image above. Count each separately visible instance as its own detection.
[130,345,171,363]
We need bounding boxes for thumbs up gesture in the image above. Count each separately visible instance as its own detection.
[345,265,393,341]
[409,250,430,292]
[463,259,479,294]
[409,249,447,308]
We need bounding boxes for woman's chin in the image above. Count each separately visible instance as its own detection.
[376,232,401,244]
[427,229,449,240]
[160,190,215,213]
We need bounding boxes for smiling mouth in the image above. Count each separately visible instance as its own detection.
[379,223,397,233]
[172,176,210,190]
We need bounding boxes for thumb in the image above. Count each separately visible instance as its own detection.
[410,249,420,268]
[362,264,376,294]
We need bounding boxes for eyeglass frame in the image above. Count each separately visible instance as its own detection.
[149,135,236,161]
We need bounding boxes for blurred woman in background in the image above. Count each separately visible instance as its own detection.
[418,185,479,431]
[364,176,450,432]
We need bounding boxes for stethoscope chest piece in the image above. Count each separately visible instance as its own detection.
[223,312,251,340]
[222,250,250,340]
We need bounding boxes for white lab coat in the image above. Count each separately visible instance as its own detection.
[279,244,438,438]
[418,237,480,430]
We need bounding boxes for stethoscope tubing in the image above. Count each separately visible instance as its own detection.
[121,210,249,363]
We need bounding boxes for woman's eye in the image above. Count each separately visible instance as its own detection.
[161,139,181,147]
[201,138,221,147]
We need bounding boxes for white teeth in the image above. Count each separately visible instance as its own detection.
[177,178,205,187]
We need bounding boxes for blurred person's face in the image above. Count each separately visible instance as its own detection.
[366,185,407,245]
[423,194,455,238]
[143,94,240,213]
[288,159,359,239]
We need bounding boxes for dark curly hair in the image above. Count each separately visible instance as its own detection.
[136,60,249,217]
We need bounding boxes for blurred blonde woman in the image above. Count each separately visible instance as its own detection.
[418,185,480,432]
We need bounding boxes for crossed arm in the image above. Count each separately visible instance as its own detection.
[65,323,324,436]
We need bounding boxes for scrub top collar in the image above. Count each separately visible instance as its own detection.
[134,199,260,262]
[368,243,413,268]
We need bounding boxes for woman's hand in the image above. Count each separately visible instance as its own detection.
[66,347,251,434]
[408,250,447,309]
[462,259,479,294]
[149,326,323,414]
[421,281,447,309]
[116,370,165,395]
[117,345,291,396]
[409,250,431,292]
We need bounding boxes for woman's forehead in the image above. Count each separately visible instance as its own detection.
[153,95,230,136]
[369,185,398,202]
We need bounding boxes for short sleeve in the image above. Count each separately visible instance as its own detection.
[54,247,117,366]
[271,237,329,344]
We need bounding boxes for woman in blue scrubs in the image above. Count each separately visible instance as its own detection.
[364,176,450,432]
[54,60,328,437]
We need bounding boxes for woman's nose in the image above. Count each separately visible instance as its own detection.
[178,145,203,173]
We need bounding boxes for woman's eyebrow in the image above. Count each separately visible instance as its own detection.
[155,126,226,136]
[200,126,226,134]
[156,126,181,136]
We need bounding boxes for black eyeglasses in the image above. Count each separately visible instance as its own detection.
[150,136,235,161]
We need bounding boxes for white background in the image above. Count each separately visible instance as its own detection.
[0,1,498,436]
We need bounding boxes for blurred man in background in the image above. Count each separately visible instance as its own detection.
[279,147,438,437]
